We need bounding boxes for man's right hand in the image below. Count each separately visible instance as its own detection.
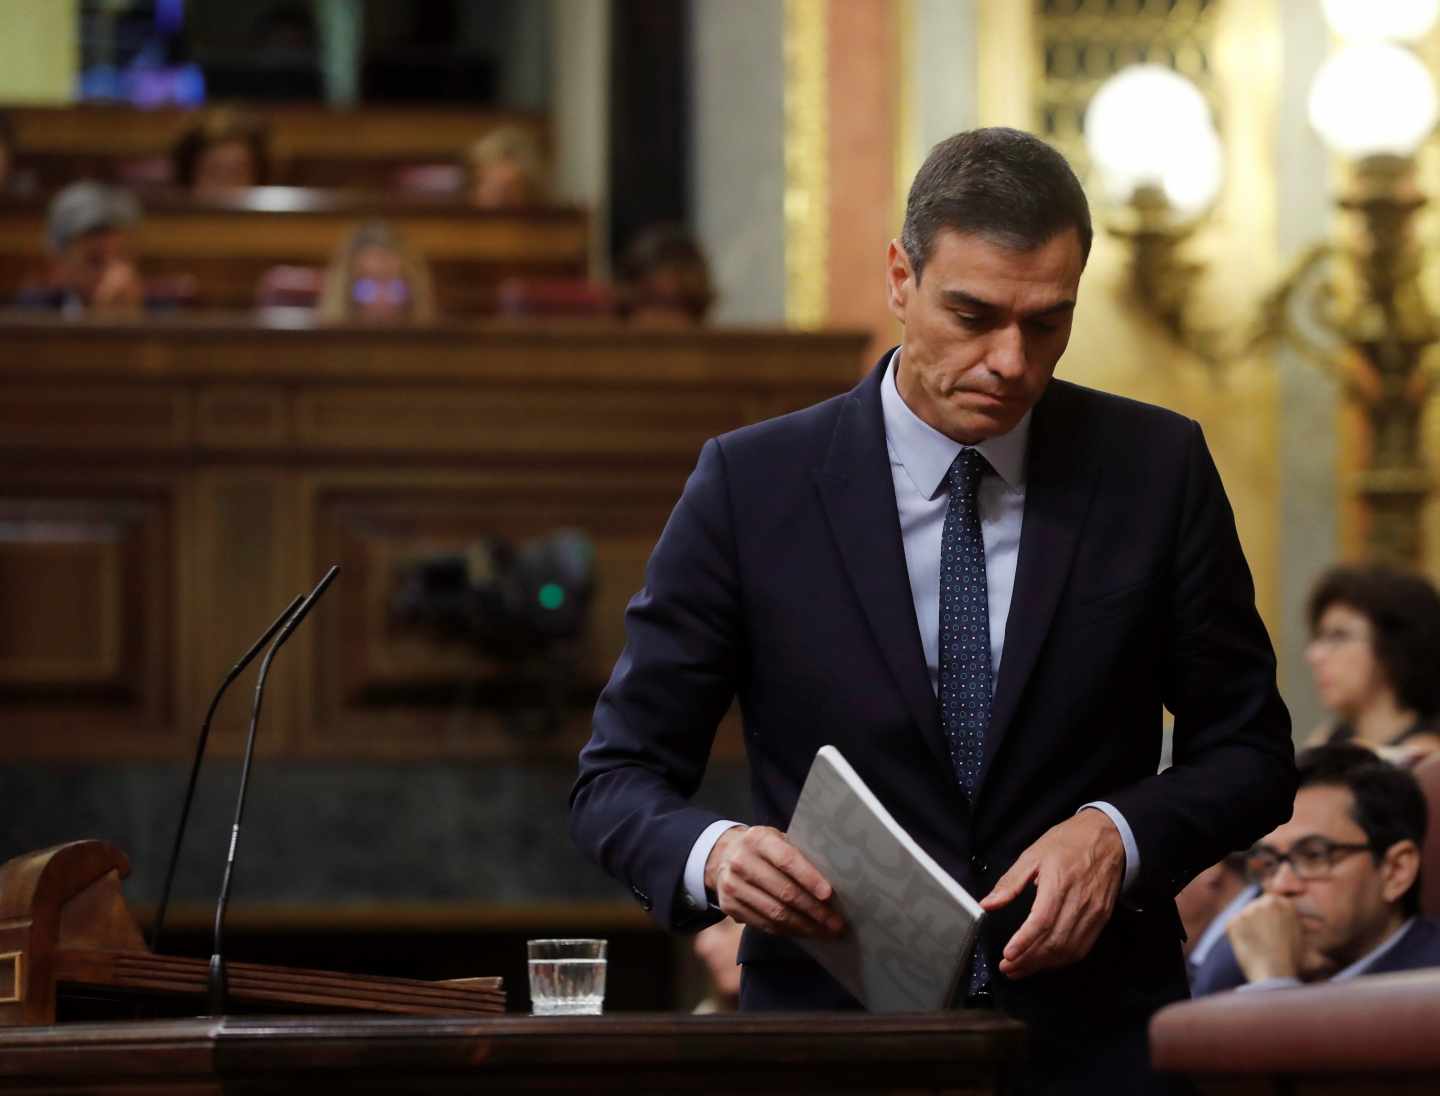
[92,260,143,312]
[704,825,845,938]
[1226,894,1306,983]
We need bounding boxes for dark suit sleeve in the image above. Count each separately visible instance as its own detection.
[1104,420,1296,902]
[569,438,743,931]
[1190,934,1247,996]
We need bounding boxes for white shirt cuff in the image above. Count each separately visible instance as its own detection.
[1079,801,1140,892]
[1237,976,1303,992]
[683,819,745,911]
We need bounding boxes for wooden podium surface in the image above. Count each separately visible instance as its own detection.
[0,1011,1025,1094]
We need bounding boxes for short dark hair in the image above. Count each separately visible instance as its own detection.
[616,223,714,321]
[900,127,1092,283]
[1297,744,1429,915]
[171,108,270,189]
[1308,564,1440,718]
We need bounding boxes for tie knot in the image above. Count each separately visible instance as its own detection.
[946,448,989,495]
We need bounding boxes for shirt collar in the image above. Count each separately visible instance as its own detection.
[1187,883,1260,969]
[880,348,1030,499]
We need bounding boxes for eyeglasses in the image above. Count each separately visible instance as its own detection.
[1243,836,1375,885]
[1308,626,1367,649]
[351,277,411,306]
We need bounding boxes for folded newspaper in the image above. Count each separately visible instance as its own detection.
[785,745,984,1012]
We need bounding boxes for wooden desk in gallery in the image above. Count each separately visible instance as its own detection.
[0,1012,1025,1094]
[0,192,590,313]
[0,317,867,765]
[3,103,547,191]
[1149,969,1440,1095]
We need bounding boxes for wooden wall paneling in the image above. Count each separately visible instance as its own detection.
[0,386,190,452]
[0,525,122,686]
[171,461,202,770]
[294,384,759,459]
[195,387,291,451]
[0,475,180,757]
[0,330,174,378]
[189,470,304,757]
[0,319,869,763]
[0,320,869,388]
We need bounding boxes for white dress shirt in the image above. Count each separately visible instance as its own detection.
[681,351,1137,911]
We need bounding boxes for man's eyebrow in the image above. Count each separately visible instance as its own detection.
[939,290,1076,317]
[1262,833,1337,851]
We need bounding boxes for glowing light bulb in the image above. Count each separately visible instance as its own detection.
[1085,64,1224,219]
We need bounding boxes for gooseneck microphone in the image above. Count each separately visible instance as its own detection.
[150,594,305,956]
[207,565,340,1016]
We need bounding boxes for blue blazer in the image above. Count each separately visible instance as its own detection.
[571,352,1295,1027]
[1192,916,1440,995]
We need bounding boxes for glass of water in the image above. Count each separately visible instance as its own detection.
[527,938,607,1015]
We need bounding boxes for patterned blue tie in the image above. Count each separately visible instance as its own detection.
[939,448,993,800]
[938,447,994,996]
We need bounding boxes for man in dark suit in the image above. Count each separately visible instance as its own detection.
[1193,744,1440,995]
[571,128,1295,1091]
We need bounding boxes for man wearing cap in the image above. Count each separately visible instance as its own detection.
[16,180,144,314]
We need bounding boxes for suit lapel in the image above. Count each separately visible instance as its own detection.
[814,355,951,778]
[1369,920,1432,975]
[978,381,1099,795]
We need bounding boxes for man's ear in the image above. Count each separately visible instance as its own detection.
[1379,839,1421,905]
[885,239,913,323]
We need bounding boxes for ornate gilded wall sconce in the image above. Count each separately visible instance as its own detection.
[1085,1,1440,566]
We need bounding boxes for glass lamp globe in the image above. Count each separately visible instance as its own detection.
[1084,64,1224,220]
[1321,0,1439,43]
[1308,43,1438,158]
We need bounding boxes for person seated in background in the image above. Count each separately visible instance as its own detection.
[318,220,436,324]
[1305,564,1440,762]
[14,181,143,315]
[1192,744,1440,994]
[615,224,715,327]
[466,127,547,209]
[1178,852,1257,985]
[171,107,270,197]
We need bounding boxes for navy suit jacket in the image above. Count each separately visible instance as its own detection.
[1192,916,1440,995]
[570,352,1295,1027]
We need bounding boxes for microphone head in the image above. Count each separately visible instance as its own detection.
[273,565,340,647]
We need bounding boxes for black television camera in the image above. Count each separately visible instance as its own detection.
[390,529,596,733]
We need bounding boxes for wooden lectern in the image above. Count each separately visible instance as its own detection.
[0,1011,1027,1094]
[0,841,503,1027]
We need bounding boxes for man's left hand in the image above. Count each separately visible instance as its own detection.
[979,809,1125,979]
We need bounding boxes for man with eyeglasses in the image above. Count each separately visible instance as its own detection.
[1192,744,1440,994]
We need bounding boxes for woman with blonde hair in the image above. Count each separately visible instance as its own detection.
[318,220,436,323]
[466,126,547,209]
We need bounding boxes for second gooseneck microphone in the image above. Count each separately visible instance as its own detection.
[207,565,340,1016]
[150,594,305,957]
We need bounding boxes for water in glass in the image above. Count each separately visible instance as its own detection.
[529,957,606,1015]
